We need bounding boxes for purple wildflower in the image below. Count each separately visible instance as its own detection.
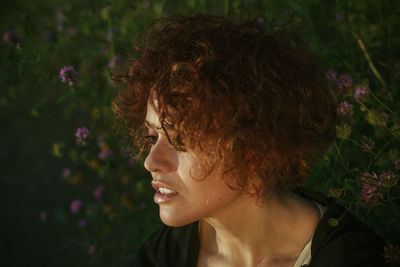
[87,245,95,255]
[61,168,71,179]
[393,159,400,170]
[56,8,63,32]
[326,70,337,81]
[354,85,369,100]
[99,150,113,159]
[75,127,90,146]
[337,101,353,116]
[336,74,353,96]
[360,172,383,204]
[40,211,47,222]
[121,147,131,157]
[361,136,374,152]
[93,185,105,200]
[3,29,18,45]
[70,199,84,214]
[59,66,78,86]
[336,11,345,20]
[108,56,124,69]
[77,219,87,228]
[384,244,400,266]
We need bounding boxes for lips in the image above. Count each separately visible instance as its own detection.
[151,180,179,204]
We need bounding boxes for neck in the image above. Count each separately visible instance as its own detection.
[198,192,320,265]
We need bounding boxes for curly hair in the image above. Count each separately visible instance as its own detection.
[113,13,337,198]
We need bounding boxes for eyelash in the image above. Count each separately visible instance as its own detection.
[144,135,158,145]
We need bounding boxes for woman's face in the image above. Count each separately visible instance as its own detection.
[144,102,241,226]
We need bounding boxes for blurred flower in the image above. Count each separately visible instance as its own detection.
[336,123,351,140]
[88,159,100,170]
[40,211,47,222]
[70,199,84,214]
[68,27,77,37]
[393,159,400,169]
[256,17,267,27]
[326,70,337,81]
[87,245,95,255]
[75,127,90,146]
[378,112,389,126]
[99,150,113,159]
[336,74,353,96]
[361,136,374,152]
[3,29,18,45]
[328,188,341,198]
[384,243,400,266]
[56,8,63,32]
[59,66,78,86]
[77,219,87,228]
[97,135,104,147]
[108,56,124,69]
[354,85,369,100]
[93,185,105,200]
[103,204,112,215]
[337,101,353,116]
[121,147,132,157]
[61,168,71,179]
[336,11,345,20]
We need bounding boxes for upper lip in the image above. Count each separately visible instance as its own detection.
[151,180,177,193]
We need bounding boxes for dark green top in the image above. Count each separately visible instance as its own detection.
[132,188,388,267]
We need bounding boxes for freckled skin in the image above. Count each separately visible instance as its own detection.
[144,102,242,227]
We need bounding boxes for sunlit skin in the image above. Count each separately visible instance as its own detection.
[144,101,322,267]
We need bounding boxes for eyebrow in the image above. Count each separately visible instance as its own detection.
[144,119,162,130]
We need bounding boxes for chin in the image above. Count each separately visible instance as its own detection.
[159,208,197,227]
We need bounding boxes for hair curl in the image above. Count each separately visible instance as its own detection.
[113,13,337,198]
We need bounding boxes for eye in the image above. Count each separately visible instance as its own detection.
[144,135,158,145]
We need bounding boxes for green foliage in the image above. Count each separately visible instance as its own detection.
[1,0,400,266]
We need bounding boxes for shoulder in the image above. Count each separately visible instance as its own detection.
[295,188,388,267]
[131,222,200,267]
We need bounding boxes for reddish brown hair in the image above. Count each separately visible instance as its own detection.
[113,14,336,197]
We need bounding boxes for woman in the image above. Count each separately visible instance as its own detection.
[115,14,387,267]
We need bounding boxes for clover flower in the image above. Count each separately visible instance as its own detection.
[75,127,90,146]
[337,101,353,116]
[360,172,383,204]
[384,244,400,266]
[70,199,84,214]
[354,85,369,100]
[361,136,374,152]
[379,170,397,188]
[93,185,105,200]
[3,29,18,45]
[336,74,353,96]
[59,66,78,86]
[360,170,398,204]
[326,70,337,81]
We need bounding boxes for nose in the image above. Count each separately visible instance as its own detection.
[144,138,177,173]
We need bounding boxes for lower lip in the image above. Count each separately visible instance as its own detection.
[154,191,179,204]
